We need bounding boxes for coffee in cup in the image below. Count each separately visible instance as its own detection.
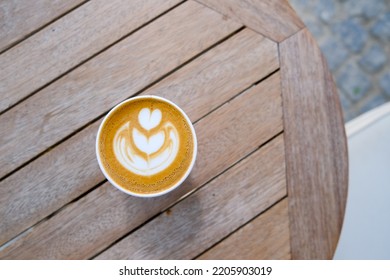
[96,95,197,197]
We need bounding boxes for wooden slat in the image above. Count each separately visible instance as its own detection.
[197,199,290,260]
[279,28,348,259]
[97,136,286,260]
[195,0,304,42]
[0,0,182,112]
[0,123,102,247]
[0,1,242,179]
[0,0,85,52]
[0,72,283,259]
[0,29,278,246]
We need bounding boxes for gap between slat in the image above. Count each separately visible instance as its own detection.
[0,25,245,183]
[0,68,283,259]
[0,0,89,54]
[0,69,279,250]
[92,131,284,260]
[194,196,289,260]
[0,0,186,116]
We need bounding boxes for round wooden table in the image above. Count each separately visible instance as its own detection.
[0,0,348,259]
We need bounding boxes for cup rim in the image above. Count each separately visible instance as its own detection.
[95,95,197,198]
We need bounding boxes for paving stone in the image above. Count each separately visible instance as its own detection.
[338,91,355,122]
[338,91,352,110]
[358,44,387,73]
[337,63,371,101]
[306,20,324,39]
[321,38,349,71]
[335,19,367,53]
[316,0,335,23]
[344,0,386,19]
[289,0,390,122]
[363,0,387,20]
[344,109,358,123]
[380,72,390,97]
[358,94,388,115]
[371,13,390,42]
[343,0,365,17]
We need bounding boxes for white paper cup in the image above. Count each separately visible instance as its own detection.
[96,95,197,197]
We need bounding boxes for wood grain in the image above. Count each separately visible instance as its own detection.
[96,136,286,260]
[195,0,304,42]
[0,73,283,259]
[279,28,348,259]
[0,122,103,247]
[197,199,290,260]
[0,0,182,113]
[0,29,278,246]
[0,1,242,179]
[0,0,85,52]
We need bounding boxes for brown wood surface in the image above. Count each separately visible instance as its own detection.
[0,28,278,246]
[0,0,348,260]
[195,0,304,42]
[0,0,85,52]
[0,0,181,113]
[0,73,283,259]
[96,136,286,260]
[280,28,348,259]
[0,1,242,179]
[197,199,290,260]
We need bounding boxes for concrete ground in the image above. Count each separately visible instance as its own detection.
[289,0,390,122]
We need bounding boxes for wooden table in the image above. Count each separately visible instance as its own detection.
[0,0,348,260]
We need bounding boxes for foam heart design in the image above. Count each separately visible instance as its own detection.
[138,108,162,130]
[132,128,165,155]
[113,120,179,176]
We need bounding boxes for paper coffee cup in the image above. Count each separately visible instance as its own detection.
[96,95,197,197]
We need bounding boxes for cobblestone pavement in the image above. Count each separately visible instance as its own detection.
[289,0,390,122]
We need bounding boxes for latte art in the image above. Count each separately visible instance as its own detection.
[96,96,196,197]
[113,108,180,176]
